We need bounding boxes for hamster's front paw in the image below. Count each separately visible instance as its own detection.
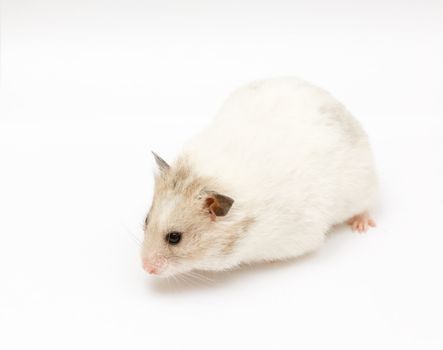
[346,212,376,233]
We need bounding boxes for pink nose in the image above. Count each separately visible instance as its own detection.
[143,261,157,274]
[142,256,167,275]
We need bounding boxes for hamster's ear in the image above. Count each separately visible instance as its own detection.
[151,151,170,174]
[204,192,234,221]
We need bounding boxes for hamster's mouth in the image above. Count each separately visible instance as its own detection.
[141,253,195,278]
[141,261,179,278]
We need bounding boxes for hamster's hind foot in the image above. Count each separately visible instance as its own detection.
[346,212,376,233]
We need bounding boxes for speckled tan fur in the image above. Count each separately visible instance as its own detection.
[221,216,255,254]
[143,155,255,276]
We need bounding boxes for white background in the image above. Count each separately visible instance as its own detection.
[1,1,442,349]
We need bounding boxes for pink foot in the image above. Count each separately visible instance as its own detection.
[346,212,376,233]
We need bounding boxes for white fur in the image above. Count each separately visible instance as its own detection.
[182,77,377,267]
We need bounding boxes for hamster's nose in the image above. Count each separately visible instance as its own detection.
[142,255,167,275]
[142,260,157,274]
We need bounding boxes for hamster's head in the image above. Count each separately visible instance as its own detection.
[141,153,249,277]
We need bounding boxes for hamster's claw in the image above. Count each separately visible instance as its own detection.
[346,212,376,233]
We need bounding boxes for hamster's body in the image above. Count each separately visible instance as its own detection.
[142,78,377,276]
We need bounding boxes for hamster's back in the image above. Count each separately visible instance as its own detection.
[184,78,369,194]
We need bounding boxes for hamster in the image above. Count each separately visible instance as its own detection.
[142,77,377,277]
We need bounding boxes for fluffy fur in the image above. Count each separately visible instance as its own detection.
[142,78,377,277]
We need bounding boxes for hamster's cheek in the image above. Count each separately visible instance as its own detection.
[158,262,190,278]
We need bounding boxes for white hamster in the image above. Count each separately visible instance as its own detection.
[142,77,377,277]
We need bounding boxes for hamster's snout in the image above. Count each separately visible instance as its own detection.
[142,255,167,275]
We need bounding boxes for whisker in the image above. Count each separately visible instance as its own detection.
[182,274,199,287]
[175,273,189,286]
[129,233,142,247]
[182,272,208,286]
[123,226,143,247]
[186,271,213,284]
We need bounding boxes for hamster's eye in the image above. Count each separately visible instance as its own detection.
[165,231,182,245]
